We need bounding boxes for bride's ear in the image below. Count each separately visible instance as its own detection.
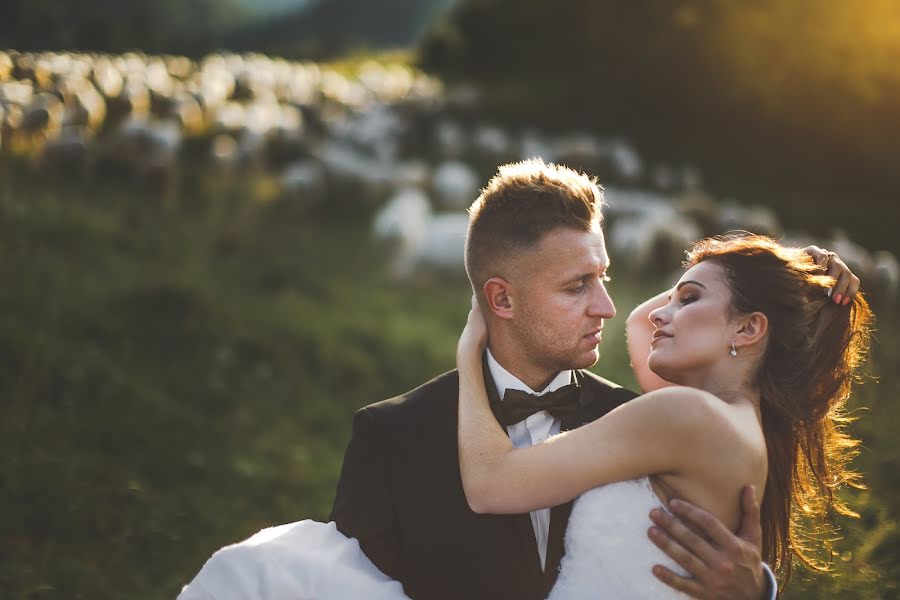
[735,311,768,349]
[483,277,514,320]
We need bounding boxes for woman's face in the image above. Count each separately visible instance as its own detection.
[647,261,738,384]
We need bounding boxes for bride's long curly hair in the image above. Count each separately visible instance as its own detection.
[686,234,873,586]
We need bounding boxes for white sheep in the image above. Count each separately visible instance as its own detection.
[551,133,604,173]
[20,92,65,142]
[518,129,554,163]
[715,201,782,238]
[472,123,513,162]
[317,140,394,203]
[373,187,469,278]
[431,160,479,210]
[0,51,12,81]
[434,119,466,159]
[38,127,92,174]
[604,138,644,182]
[604,187,700,274]
[871,251,899,306]
[279,160,328,206]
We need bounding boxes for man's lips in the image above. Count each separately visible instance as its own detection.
[583,327,603,342]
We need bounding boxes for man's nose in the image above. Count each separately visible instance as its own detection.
[589,283,616,319]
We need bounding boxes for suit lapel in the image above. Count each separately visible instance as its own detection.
[560,369,606,430]
[543,500,572,592]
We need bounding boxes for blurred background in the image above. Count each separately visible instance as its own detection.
[1,1,898,597]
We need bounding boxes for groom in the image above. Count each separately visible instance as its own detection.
[331,159,775,599]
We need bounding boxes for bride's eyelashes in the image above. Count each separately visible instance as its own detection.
[678,293,698,306]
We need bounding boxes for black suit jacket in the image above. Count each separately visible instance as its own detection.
[330,367,638,600]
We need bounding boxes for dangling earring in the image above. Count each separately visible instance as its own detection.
[730,341,738,357]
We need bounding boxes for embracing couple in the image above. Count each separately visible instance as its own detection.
[181,159,872,599]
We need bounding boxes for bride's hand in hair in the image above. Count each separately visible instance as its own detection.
[458,295,488,368]
[802,245,861,305]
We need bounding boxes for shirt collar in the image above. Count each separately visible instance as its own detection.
[485,348,573,401]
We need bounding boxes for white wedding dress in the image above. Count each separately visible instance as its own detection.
[179,476,689,599]
[548,476,690,599]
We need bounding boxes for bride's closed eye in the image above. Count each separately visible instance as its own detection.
[679,293,698,306]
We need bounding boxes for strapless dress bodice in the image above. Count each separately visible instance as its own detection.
[547,476,691,599]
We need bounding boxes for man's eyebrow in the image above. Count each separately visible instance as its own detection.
[564,264,611,283]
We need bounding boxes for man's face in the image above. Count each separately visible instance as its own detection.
[508,225,616,375]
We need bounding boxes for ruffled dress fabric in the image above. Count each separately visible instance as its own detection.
[548,476,691,599]
[180,477,690,599]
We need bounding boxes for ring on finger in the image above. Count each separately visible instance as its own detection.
[817,250,836,268]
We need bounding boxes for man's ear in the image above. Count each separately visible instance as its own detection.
[735,312,768,350]
[483,277,514,320]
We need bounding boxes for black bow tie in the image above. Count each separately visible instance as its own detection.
[499,383,581,427]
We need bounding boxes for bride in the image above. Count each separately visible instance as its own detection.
[179,234,872,599]
[456,234,872,598]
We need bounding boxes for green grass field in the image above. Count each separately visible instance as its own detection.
[1,161,896,598]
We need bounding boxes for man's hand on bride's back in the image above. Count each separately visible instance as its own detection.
[646,485,770,600]
[457,295,489,367]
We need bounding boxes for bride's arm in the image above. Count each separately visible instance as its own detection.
[625,289,677,393]
[456,297,517,511]
[457,301,719,515]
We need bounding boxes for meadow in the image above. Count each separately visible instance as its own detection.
[1,159,897,598]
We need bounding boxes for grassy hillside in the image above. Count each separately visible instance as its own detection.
[0,161,469,596]
[0,161,896,597]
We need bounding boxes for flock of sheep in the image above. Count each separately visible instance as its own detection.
[1,49,897,306]
[0,49,440,187]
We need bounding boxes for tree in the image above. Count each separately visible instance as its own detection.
[0,0,249,55]
[420,0,900,251]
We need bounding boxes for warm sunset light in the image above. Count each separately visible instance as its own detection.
[1,2,897,598]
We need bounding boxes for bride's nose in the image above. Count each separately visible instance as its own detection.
[648,306,668,326]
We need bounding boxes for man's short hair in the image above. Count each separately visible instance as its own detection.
[465,158,604,295]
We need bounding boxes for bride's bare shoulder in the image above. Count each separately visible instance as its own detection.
[638,386,754,425]
[628,387,764,462]
[636,388,766,528]
[627,386,728,428]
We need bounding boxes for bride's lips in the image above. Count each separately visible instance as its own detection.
[650,330,672,345]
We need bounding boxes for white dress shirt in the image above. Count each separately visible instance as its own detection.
[486,348,573,571]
